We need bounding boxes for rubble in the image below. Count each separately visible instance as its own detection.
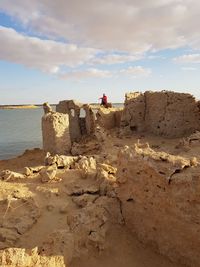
[0,170,25,181]
[39,165,57,183]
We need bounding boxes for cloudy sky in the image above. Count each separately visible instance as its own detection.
[0,0,200,104]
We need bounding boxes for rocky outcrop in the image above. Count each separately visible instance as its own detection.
[121,91,200,137]
[116,144,200,267]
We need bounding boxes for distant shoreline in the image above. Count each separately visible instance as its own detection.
[0,105,39,109]
[0,103,123,110]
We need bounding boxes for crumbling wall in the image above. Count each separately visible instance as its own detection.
[121,92,145,132]
[56,100,82,141]
[121,91,200,137]
[116,144,200,267]
[96,107,123,130]
[83,104,96,135]
[145,91,200,137]
[56,100,95,141]
[42,112,71,155]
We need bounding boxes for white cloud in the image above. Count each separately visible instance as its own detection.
[120,66,152,78]
[59,66,151,80]
[60,68,112,80]
[91,53,143,65]
[0,26,96,73]
[174,54,200,64]
[1,0,200,53]
[181,67,197,71]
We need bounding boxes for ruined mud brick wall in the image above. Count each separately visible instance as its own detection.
[116,145,200,267]
[42,112,71,154]
[97,107,123,130]
[56,100,95,141]
[121,91,200,137]
[56,100,82,141]
[121,92,145,131]
[83,104,96,135]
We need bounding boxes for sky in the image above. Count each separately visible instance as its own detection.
[0,0,200,104]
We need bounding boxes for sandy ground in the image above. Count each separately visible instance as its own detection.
[0,132,193,267]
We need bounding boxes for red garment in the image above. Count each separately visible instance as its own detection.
[102,95,107,104]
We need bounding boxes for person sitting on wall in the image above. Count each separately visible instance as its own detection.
[99,94,108,107]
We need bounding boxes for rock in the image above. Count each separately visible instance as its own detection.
[0,247,65,267]
[0,228,19,249]
[75,156,97,179]
[40,166,57,183]
[59,205,68,214]
[39,230,74,264]
[23,166,44,176]
[46,204,55,211]
[45,152,78,169]
[72,194,98,208]
[0,196,40,239]
[0,170,25,181]
[67,203,108,252]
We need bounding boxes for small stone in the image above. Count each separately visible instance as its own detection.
[40,166,57,183]
[46,205,54,211]
[59,205,68,214]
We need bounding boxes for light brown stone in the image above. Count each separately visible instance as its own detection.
[42,112,71,155]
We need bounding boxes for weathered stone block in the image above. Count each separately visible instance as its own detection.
[42,112,71,155]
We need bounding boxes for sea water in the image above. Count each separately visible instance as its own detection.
[0,108,43,160]
[0,104,123,160]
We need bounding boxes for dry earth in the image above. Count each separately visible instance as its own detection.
[1,130,196,267]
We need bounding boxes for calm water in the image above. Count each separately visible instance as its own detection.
[0,103,123,160]
[0,108,43,160]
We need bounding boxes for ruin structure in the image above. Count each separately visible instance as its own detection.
[121,91,200,137]
[2,90,200,266]
[42,91,200,155]
[42,110,71,155]
[96,107,123,130]
[56,100,96,142]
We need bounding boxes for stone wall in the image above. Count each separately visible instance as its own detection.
[117,144,200,267]
[56,100,82,142]
[121,91,200,137]
[121,92,145,132]
[42,112,71,155]
[56,100,95,141]
[96,107,123,130]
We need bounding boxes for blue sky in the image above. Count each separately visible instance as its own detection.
[0,0,200,104]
